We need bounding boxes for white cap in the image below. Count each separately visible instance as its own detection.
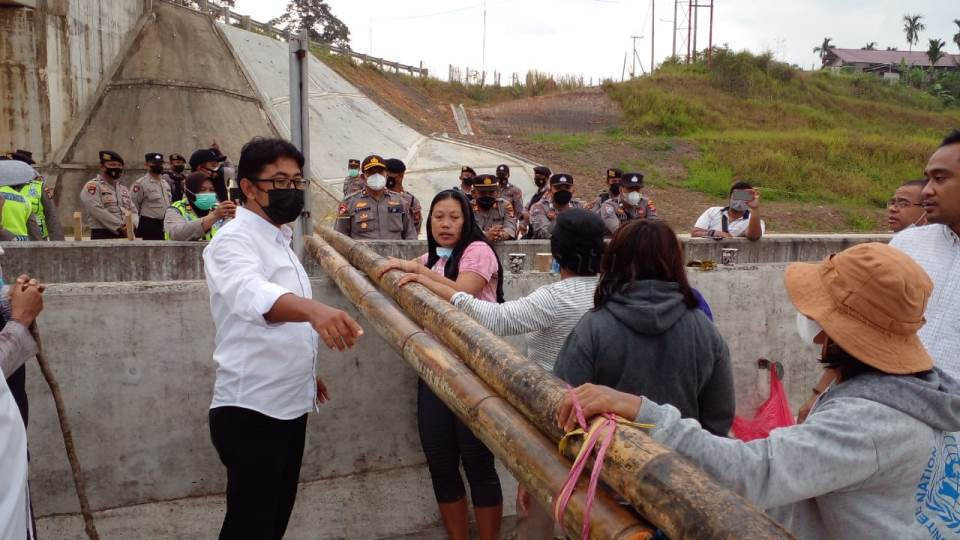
[0,160,38,187]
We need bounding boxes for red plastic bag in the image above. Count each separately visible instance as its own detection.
[731,366,795,442]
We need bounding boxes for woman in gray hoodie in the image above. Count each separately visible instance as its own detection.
[557,242,960,539]
[554,219,735,436]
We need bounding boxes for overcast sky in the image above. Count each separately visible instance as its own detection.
[232,1,959,81]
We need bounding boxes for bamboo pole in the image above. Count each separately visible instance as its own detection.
[306,236,653,540]
[313,227,792,540]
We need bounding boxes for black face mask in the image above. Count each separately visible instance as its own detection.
[497,175,508,185]
[534,176,547,188]
[553,190,573,206]
[386,177,397,190]
[149,164,164,175]
[172,164,185,174]
[261,188,305,224]
[477,196,496,210]
[609,183,621,196]
[105,167,123,180]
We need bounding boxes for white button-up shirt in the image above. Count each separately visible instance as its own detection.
[890,224,960,379]
[694,206,765,237]
[203,207,318,420]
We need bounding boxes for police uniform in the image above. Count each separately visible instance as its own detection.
[589,168,623,212]
[80,151,139,239]
[454,166,475,201]
[599,172,658,236]
[472,174,517,241]
[335,188,417,240]
[527,174,584,240]
[342,158,363,196]
[396,190,423,235]
[167,153,188,202]
[132,153,173,240]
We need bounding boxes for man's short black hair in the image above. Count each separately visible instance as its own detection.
[385,158,406,174]
[729,181,754,195]
[236,137,305,202]
[939,129,960,148]
[900,179,928,189]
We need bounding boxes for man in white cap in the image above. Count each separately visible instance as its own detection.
[557,243,960,539]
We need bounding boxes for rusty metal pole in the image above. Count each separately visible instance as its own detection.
[305,236,652,540]
[312,227,793,540]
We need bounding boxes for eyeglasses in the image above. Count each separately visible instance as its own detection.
[887,199,923,209]
[253,177,310,190]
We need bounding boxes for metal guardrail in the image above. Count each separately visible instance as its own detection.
[168,0,428,77]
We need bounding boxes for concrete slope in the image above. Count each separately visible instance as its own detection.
[219,24,539,219]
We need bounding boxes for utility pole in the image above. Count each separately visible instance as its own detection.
[672,0,678,58]
[650,0,655,73]
[630,35,645,77]
[686,1,692,63]
[707,0,714,64]
[289,29,311,259]
[481,0,487,76]
[692,0,698,62]
[621,51,628,81]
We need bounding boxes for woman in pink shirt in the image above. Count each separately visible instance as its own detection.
[380,189,504,540]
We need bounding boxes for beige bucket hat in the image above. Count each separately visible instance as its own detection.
[784,243,933,374]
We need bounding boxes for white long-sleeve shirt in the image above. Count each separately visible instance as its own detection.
[203,207,318,420]
[451,276,598,371]
[0,321,36,540]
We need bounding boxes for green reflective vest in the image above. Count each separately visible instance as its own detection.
[165,199,221,241]
[19,180,46,239]
[0,186,33,240]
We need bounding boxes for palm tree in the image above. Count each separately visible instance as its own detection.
[862,42,878,50]
[953,19,960,53]
[813,37,834,65]
[927,38,946,72]
[903,14,925,57]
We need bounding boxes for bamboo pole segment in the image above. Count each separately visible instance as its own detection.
[305,236,653,540]
[313,227,792,540]
[29,322,100,540]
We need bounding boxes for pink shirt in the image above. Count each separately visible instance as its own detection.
[420,241,500,302]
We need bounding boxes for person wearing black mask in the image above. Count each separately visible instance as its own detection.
[130,152,173,240]
[79,150,139,239]
[189,147,228,202]
[589,168,622,212]
[471,174,517,242]
[527,173,584,240]
[454,166,475,201]
[164,172,236,241]
[203,137,363,539]
[167,153,188,202]
[519,165,551,238]
[385,157,423,235]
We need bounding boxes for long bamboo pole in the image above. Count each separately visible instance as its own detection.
[306,236,653,540]
[313,227,792,540]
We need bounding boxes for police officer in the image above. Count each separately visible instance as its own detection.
[168,153,188,202]
[0,160,43,241]
[599,171,658,236]
[342,158,363,196]
[496,164,524,215]
[9,149,65,240]
[335,155,416,240]
[189,147,227,201]
[80,150,139,239]
[589,168,622,212]
[520,165,551,238]
[131,152,174,240]
[385,158,423,235]
[471,174,517,242]
[528,173,584,240]
[454,166,475,200]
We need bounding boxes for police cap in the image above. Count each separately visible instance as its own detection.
[496,164,510,176]
[460,166,476,176]
[145,152,163,163]
[348,158,361,168]
[607,168,623,180]
[12,149,34,165]
[621,172,644,187]
[549,173,574,186]
[473,174,499,189]
[169,153,186,162]
[99,150,124,165]
[362,155,386,172]
[384,158,406,173]
[189,148,219,169]
[533,165,551,177]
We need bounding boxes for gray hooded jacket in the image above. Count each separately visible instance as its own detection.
[635,368,960,539]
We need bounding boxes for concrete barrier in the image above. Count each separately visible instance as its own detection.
[27,263,819,537]
[2,233,891,284]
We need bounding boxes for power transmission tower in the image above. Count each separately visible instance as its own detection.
[630,35,646,77]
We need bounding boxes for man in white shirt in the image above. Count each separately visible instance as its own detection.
[203,137,363,539]
[890,129,960,380]
[691,181,765,241]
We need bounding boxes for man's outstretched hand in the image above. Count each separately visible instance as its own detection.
[310,303,363,351]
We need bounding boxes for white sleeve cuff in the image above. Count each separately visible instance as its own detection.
[250,282,294,323]
[450,291,473,307]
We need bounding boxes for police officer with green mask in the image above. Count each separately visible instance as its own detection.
[8,149,65,240]
[164,172,236,241]
[0,160,43,241]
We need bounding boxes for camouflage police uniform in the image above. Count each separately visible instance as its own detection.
[80,175,139,238]
[528,197,585,240]
[472,198,518,241]
[600,196,658,236]
[335,188,417,240]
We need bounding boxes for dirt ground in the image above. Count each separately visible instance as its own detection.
[324,62,887,233]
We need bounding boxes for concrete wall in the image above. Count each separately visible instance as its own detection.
[0,0,146,162]
[1,234,891,284]
[26,261,820,537]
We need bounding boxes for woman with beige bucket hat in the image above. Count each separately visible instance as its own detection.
[556,242,960,539]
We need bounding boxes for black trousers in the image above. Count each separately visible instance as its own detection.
[209,406,307,540]
[135,216,164,240]
[90,229,122,240]
[417,379,502,507]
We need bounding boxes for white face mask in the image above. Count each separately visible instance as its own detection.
[795,312,823,348]
[625,191,642,206]
[366,173,386,191]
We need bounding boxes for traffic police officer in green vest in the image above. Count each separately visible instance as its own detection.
[599,171,658,236]
[8,149,65,240]
[164,172,236,241]
[0,160,43,241]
